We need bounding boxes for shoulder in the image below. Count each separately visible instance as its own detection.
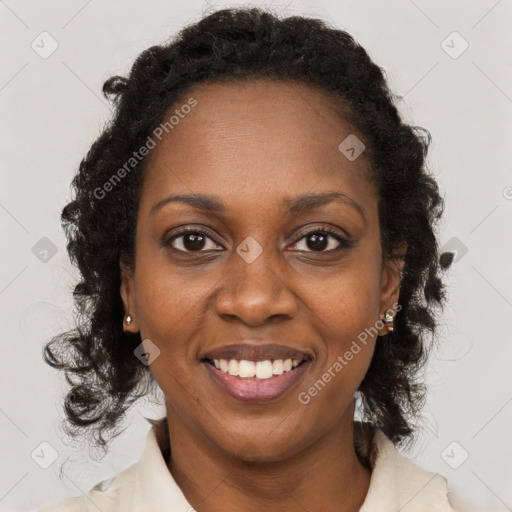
[356,424,461,512]
[37,463,137,512]
[37,417,174,512]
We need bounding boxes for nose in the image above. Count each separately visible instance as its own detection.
[214,247,297,326]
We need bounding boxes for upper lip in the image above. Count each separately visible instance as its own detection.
[201,342,312,362]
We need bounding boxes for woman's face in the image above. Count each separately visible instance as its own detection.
[121,79,403,461]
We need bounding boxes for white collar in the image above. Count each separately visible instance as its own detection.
[96,417,455,511]
[359,429,454,511]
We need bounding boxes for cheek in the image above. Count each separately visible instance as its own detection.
[132,252,205,383]
[297,296,378,426]
[307,254,383,346]
[134,271,204,412]
[133,242,201,335]
[300,254,382,396]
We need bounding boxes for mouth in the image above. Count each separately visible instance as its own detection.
[201,356,312,403]
[201,356,310,379]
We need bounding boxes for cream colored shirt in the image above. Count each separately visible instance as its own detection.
[39,418,457,511]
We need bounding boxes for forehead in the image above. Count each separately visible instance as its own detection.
[139,79,375,215]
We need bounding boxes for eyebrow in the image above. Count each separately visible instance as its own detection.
[149,191,365,221]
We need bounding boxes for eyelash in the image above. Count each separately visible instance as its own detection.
[163,226,352,253]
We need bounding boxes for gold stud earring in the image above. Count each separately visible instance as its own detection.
[383,312,394,332]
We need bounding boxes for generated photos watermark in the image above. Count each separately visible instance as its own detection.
[93,97,198,200]
[298,302,402,405]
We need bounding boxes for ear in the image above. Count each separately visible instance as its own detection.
[120,262,139,333]
[378,243,407,334]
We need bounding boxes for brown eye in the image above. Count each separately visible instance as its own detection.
[290,228,352,253]
[164,230,222,253]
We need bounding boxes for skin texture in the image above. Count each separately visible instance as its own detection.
[120,79,404,512]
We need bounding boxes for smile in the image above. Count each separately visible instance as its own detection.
[202,357,311,403]
[208,357,305,379]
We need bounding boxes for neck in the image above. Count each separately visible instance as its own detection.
[163,404,372,512]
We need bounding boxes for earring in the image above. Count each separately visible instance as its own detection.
[383,311,394,332]
[125,315,132,325]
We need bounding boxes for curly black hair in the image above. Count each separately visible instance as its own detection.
[44,6,453,453]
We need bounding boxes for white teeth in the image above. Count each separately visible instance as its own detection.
[211,357,305,379]
[255,360,273,379]
[238,360,255,378]
[272,359,284,375]
[227,359,239,376]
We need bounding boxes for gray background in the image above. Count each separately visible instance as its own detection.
[1,0,511,511]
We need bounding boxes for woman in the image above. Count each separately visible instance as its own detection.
[40,6,458,511]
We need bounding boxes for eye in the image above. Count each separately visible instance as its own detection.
[164,226,352,254]
[289,228,351,253]
[164,228,223,253]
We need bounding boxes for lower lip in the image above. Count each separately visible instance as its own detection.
[202,360,311,403]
